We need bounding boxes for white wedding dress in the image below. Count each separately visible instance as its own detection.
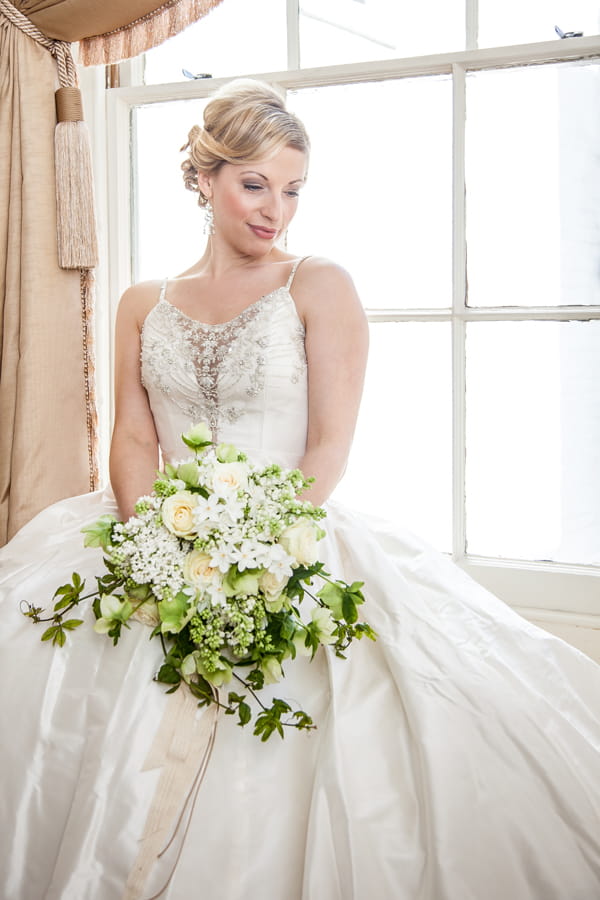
[1,259,599,900]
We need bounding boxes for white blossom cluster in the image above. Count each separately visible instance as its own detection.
[158,450,323,593]
[109,498,188,598]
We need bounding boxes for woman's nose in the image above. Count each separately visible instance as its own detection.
[261,192,281,222]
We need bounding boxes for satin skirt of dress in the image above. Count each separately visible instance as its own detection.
[0,490,599,900]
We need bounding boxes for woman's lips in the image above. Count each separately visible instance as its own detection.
[249,225,277,239]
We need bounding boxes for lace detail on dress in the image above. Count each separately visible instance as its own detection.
[141,284,305,440]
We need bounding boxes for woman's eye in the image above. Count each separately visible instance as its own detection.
[243,183,262,192]
[285,190,299,198]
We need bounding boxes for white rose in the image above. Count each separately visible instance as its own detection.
[212,462,249,495]
[280,520,320,566]
[259,569,288,600]
[259,569,289,611]
[161,491,198,538]
[183,550,220,590]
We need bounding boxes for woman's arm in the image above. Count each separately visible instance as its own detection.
[109,284,161,520]
[294,258,369,506]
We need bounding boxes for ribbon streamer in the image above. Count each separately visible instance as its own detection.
[123,689,219,900]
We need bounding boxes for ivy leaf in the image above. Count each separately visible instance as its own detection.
[247,668,265,691]
[54,628,66,648]
[237,701,252,727]
[156,663,181,685]
[41,626,58,642]
[318,582,345,618]
[227,691,245,705]
[342,592,358,624]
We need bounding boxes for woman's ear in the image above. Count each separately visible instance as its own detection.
[197,171,212,200]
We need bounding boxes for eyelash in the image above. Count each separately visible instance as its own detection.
[243,183,300,199]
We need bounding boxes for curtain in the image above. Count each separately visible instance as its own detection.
[0,0,223,544]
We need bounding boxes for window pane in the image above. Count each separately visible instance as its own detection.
[466,60,600,308]
[478,0,600,48]
[134,101,209,281]
[334,322,452,552]
[300,0,465,67]
[143,0,287,85]
[465,320,600,565]
[288,78,452,309]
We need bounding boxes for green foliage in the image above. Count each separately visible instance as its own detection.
[25,425,377,744]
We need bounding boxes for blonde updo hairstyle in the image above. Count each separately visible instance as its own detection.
[181,79,310,207]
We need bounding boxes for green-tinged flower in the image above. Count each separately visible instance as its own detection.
[311,606,337,645]
[181,651,200,682]
[216,442,240,463]
[183,649,233,687]
[177,461,201,487]
[263,594,287,613]
[82,515,116,550]
[182,422,212,449]
[158,590,194,634]
[223,566,261,598]
[260,656,283,685]
[317,581,345,619]
[94,594,133,633]
[292,627,313,658]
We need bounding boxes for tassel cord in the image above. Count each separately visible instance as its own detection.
[0,0,77,88]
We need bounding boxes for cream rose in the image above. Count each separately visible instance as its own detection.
[259,569,288,601]
[212,461,249,495]
[259,570,289,611]
[183,550,219,590]
[280,520,320,566]
[130,601,160,628]
[161,491,198,538]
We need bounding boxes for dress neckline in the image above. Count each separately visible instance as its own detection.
[158,257,307,329]
[159,283,288,329]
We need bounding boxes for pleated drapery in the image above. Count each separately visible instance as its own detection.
[0,0,223,544]
[0,17,96,543]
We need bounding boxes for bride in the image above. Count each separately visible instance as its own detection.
[0,78,599,900]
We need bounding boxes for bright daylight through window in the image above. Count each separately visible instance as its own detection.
[103,0,600,615]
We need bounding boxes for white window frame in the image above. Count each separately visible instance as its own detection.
[89,25,600,627]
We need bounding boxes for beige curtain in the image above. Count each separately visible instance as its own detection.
[0,0,223,545]
[0,17,96,543]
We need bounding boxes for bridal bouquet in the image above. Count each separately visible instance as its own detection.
[25,424,375,741]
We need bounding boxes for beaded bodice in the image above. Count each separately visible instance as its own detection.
[140,260,308,467]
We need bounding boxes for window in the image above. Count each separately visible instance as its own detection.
[97,0,600,618]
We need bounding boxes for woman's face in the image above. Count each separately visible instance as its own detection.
[199,145,307,254]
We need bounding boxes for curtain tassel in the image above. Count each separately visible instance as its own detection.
[54,86,98,270]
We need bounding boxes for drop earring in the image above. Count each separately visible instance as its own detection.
[204,201,215,236]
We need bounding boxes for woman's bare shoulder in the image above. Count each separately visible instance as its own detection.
[116,279,165,327]
[293,256,363,319]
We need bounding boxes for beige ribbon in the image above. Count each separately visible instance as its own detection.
[123,689,219,900]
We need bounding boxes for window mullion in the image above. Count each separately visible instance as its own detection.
[466,0,479,51]
[452,62,467,562]
[286,0,301,70]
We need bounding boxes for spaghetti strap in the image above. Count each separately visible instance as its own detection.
[285,256,310,291]
[159,279,168,302]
